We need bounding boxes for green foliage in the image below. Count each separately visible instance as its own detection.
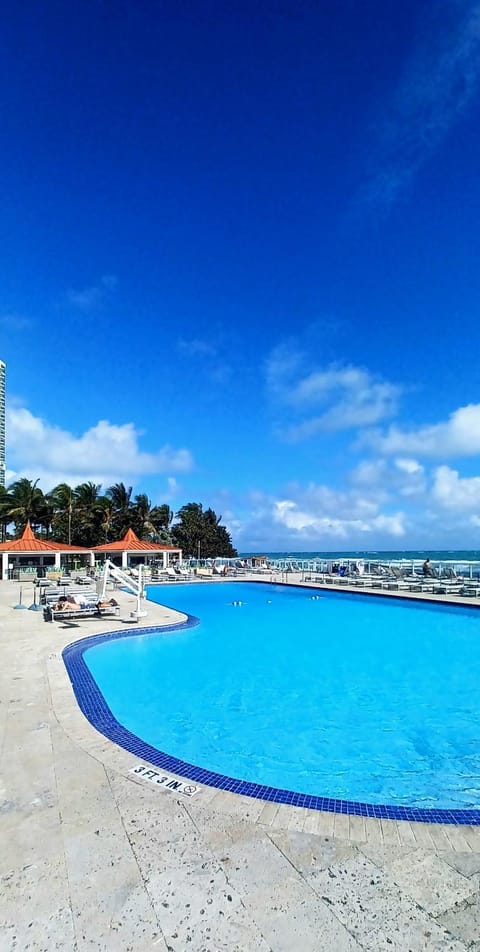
[1,479,238,556]
[6,478,45,534]
[171,502,238,559]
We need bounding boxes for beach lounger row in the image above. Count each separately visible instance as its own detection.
[303,572,472,597]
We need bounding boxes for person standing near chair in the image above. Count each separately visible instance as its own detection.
[423,558,434,577]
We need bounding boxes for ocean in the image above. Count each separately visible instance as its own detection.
[240,549,480,563]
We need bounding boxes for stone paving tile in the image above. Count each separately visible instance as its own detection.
[443,825,476,853]
[410,821,437,849]
[1,855,76,952]
[387,848,478,916]
[439,893,480,948]
[307,853,416,941]
[397,819,422,849]
[334,811,351,840]
[442,851,480,878]
[365,907,468,951]
[201,823,362,951]
[53,726,164,950]
[348,814,367,843]
[358,842,416,869]
[127,812,274,951]
[268,828,357,874]
[256,801,280,827]
[111,773,273,949]
[0,802,63,865]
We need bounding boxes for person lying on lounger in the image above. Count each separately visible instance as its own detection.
[51,595,77,611]
[96,597,119,610]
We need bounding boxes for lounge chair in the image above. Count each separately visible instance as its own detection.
[45,593,120,621]
[165,566,183,581]
[41,587,99,606]
[174,565,194,578]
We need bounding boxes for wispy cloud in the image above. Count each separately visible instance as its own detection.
[66,274,118,311]
[177,336,233,386]
[266,344,401,440]
[0,313,33,331]
[177,337,218,358]
[364,1,480,207]
[6,406,193,490]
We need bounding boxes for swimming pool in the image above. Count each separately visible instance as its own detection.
[63,581,480,823]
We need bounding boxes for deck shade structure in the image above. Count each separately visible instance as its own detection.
[0,522,92,580]
[92,527,182,570]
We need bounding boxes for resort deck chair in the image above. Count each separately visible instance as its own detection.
[459,585,480,597]
[42,587,98,604]
[46,595,120,621]
[164,566,183,581]
[174,565,194,578]
[432,582,464,595]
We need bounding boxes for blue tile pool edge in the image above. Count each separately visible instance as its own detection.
[62,606,480,827]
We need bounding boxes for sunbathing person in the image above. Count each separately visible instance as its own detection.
[51,595,77,612]
[96,597,119,610]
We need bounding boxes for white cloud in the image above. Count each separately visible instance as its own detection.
[364,1,480,206]
[266,346,401,440]
[394,457,423,475]
[363,404,480,458]
[432,464,480,512]
[350,458,389,487]
[234,481,406,549]
[350,456,426,499]
[6,406,193,491]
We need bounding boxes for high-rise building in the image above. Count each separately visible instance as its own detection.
[0,359,5,488]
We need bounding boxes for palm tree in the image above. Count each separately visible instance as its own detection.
[132,493,156,540]
[97,497,116,543]
[106,482,133,538]
[0,485,12,541]
[74,482,102,546]
[7,478,45,535]
[150,503,175,543]
[47,483,76,545]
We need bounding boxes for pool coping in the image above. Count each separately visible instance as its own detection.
[62,580,480,827]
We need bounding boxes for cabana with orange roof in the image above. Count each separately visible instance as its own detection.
[92,528,182,571]
[0,523,93,580]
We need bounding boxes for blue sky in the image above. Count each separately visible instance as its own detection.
[2,0,480,552]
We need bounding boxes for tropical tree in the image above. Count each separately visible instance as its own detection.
[47,483,76,544]
[106,482,133,538]
[131,493,156,540]
[7,478,45,534]
[97,497,116,543]
[172,502,237,559]
[73,482,103,546]
[150,503,175,543]
[0,477,239,556]
[0,485,11,541]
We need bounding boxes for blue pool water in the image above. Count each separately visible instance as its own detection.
[82,582,480,812]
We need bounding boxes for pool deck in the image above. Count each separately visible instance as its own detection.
[2,576,480,951]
